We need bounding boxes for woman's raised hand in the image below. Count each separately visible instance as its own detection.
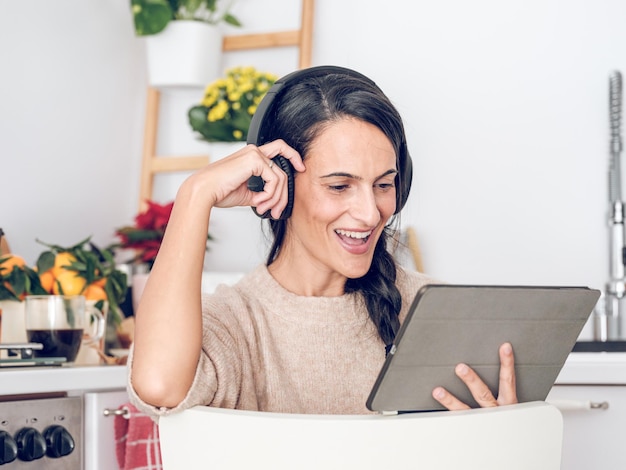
[189,140,305,220]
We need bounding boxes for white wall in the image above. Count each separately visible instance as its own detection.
[2,0,625,297]
[1,0,145,260]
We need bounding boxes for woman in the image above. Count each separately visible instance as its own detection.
[129,66,517,416]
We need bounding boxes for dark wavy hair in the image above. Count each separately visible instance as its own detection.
[262,72,411,350]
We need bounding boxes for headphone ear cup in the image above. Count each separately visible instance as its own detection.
[251,156,295,220]
[396,152,413,213]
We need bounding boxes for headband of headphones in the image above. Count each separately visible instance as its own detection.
[246,65,413,219]
[247,65,378,147]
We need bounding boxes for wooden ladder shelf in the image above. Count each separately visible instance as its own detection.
[138,0,315,209]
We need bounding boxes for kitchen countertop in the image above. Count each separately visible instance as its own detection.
[0,363,127,396]
[1,352,625,397]
[555,352,626,385]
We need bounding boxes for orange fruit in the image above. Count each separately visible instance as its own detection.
[53,270,86,296]
[83,284,107,301]
[0,254,26,275]
[51,252,77,278]
[39,270,55,293]
[93,277,107,289]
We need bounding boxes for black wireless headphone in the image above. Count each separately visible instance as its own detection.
[246,65,413,220]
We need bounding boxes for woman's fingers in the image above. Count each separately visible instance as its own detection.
[259,139,306,171]
[454,363,499,408]
[496,342,518,405]
[252,158,288,218]
[432,342,518,411]
[431,365,497,410]
[432,387,470,411]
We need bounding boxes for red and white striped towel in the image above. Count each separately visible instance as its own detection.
[114,403,162,470]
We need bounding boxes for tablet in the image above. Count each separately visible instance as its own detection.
[366,284,601,413]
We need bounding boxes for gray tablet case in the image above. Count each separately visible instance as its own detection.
[366,284,601,413]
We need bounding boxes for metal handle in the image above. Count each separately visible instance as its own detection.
[103,408,129,418]
[548,399,610,411]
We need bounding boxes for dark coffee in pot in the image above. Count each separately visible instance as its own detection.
[27,329,84,362]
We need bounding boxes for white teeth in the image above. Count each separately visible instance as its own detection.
[335,229,372,239]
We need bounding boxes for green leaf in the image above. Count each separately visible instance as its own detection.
[7,268,27,297]
[0,283,20,301]
[120,229,163,242]
[188,105,209,132]
[230,111,252,135]
[26,268,49,295]
[36,250,55,273]
[180,0,205,15]
[55,280,65,295]
[223,13,241,27]
[132,0,173,36]
[84,256,97,285]
[35,236,92,254]
[93,242,115,267]
[189,105,242,142]
[97,267,129,327]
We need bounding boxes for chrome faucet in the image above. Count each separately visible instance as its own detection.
[603,70,626,341]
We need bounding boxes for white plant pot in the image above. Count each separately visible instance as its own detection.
[145,20,223,88]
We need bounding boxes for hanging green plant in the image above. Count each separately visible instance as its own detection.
[131,0,242,36]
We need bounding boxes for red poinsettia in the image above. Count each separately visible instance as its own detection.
[115,201,175,267]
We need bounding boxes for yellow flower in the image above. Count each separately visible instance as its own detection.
[208,100,229,122]
[256,82,270,93]
[190,66,278,142]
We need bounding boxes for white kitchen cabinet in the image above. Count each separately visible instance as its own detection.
[84,390,130,470]
[549,352,626,470]
[547,385,626,469]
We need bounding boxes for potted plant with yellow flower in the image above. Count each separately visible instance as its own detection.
[188,66,277,143]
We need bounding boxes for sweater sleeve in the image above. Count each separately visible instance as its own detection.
[127,289,251,420]
[126,345,216,420]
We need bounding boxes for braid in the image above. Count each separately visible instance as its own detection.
[345,228,402,348]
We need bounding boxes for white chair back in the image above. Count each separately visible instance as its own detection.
[158,401,563,470]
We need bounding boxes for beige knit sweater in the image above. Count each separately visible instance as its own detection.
[128,265,434,418]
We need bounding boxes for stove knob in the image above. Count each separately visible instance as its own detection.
[0,430,18,464]
[44,425,75,458]
[15,427,46,461]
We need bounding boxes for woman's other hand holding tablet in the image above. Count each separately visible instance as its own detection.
[432,342,518,410]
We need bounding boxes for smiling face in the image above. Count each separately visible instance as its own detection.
[270,118,398,296]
